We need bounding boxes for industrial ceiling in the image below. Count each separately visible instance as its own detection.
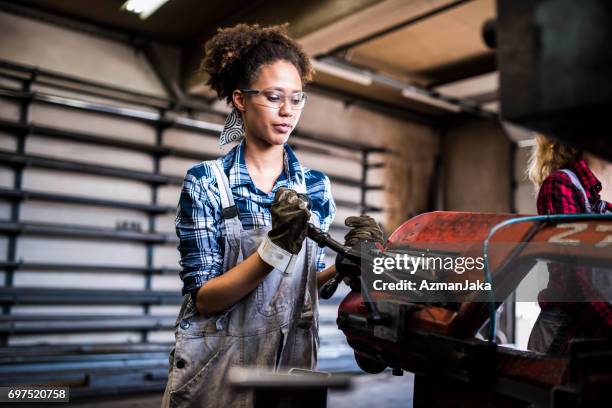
[1,0,500,119]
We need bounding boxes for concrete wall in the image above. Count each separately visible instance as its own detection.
[0,11,167,96]
[297,93,440,231]
[514,144,538,214]
[441,117,543,349]
[442,117,538,215]
[442,118,512,213]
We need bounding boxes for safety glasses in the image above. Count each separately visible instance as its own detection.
[240,88,307,110]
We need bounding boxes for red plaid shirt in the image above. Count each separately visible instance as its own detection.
[536,158,612,352]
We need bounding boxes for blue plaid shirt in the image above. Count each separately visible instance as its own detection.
[176,140,336,296]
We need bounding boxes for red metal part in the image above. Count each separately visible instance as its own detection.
[387,211,518,247]
[337,211,612,406]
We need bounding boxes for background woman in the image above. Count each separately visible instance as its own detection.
[527,134,612,354]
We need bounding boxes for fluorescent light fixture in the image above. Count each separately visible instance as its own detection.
[481,101,499,113]
[501,121,536,146]
[434,72,499,99]
[121,0,169,20]
[517,138,536,148]
[401,87,461,112]
[311,59,373,86]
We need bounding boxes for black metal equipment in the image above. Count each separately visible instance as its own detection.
[493,0,612,160]
[228,367,351,408]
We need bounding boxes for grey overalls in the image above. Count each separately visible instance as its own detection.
[162,159,321,408]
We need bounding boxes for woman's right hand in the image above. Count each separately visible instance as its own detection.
[194,188,311,316]
[268,188,311,254]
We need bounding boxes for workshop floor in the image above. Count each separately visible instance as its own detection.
[65,372,415,408]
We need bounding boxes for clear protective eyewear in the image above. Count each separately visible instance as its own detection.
[240,88,307,110]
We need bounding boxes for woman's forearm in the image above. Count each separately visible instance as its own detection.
[194,252,273,317]
[316,264,337,289]
[195,256,338,316]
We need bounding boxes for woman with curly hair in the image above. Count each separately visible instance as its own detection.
[162,23,382,408]
[527,134,611,354]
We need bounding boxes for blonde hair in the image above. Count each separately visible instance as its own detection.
[527,134,582,188]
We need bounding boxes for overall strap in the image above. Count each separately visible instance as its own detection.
[208,160,243,330]
[209,160,242,250]
[560,169,592,213]
[293,164,307,194]
[210,159,237,217]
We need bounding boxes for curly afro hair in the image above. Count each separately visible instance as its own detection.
[201,23,314,105]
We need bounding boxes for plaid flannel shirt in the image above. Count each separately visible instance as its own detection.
[175,140,336,297]
[536,158,612,352]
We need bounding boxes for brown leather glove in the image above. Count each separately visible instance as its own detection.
[344,215,384,247]
[268,188,311,254]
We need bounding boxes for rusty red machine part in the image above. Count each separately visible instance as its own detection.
[309,211,612,407]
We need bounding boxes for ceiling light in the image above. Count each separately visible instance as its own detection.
[121,0,169,20]
[434,72,499,99]
[517,138,536,148]
[481,101,499,113]
[311,59,373,86]
[401,87,461,112]
[501,122,535,146]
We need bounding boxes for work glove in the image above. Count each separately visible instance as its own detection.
[344,215,384,247]
[269,188,311,254]
[258,188,311,273]
[340,215,384,291]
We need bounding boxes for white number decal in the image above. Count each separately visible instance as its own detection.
[548,223,612,247]
[548,223,587,245]
[595,225,612,248]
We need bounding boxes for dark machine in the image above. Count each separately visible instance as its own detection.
[309,1,612,406]
[494,0,612,161]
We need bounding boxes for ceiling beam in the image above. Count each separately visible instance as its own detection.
[298,0,463,56]
[307,82,439,127]
[327,0,471,58]
[182,0,385,93]
[424,53,497,87]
